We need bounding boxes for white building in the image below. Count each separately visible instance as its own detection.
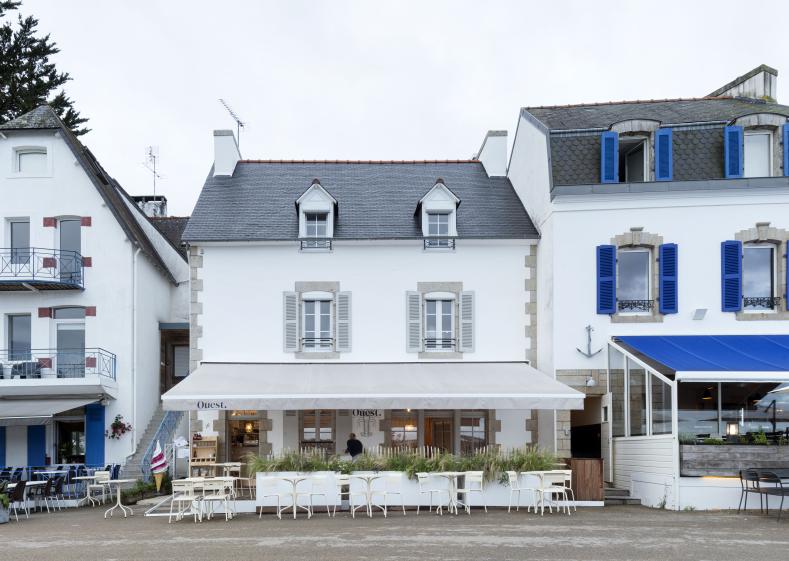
[162,130,582,462]
[508,64,789,508]
[0,106,189,472]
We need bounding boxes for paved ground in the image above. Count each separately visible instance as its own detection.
[3,505,789,561]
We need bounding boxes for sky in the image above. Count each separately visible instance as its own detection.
[19,0,789,216]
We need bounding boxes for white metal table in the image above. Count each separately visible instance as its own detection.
[350,473,383,518]
[73,475,102,506]
[104,479,136,518]
[433,472,465,515]
[263,475,311,519]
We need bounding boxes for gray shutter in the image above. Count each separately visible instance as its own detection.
[283,291,300,352]
[406,291,423,353]
[336,291,352,353]
[459,291,475,353]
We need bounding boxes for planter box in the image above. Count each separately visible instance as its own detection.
[0,506,9,524]
[680,444,789,476]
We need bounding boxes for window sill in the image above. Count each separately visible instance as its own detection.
[735,310,789,321]
[418,351,463,359]
[610,313,664,324]
[294,351,340,359]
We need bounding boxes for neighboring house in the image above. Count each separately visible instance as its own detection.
[0,106,189,471]
[162,130,582,462]
[508,64,789,509]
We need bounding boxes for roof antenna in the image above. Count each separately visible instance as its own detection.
[141,145,161,196]
[219,98,246,148]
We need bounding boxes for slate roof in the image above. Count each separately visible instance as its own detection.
[183,161,538,242]
[150,217,190,258]
[525,97,789,131]
[0,105,62,130]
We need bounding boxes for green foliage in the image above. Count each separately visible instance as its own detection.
[678,433,697,445]
[120,473,172,504]
[0,480,9,509]
[0,1,89,134]
[247,446,557,483]
[702,438,725,446]
[752,431,769,446]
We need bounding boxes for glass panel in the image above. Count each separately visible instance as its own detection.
[744,133,771,178]
[318,410,333,441]
[460,411,487,455]
[173,345,189,378]
[17,150,47,174]
[618,250,650,303]
[57,323,85,378]
[54,307,86,320]
[441,300,452,348]
[677,383,719,439]
[302,411,317,441]
[628,358,647,436]
[609,347,626,437]
[10,221,30,264]
[427,213,449,236]
[57,421,85,464]
[390,410,418,449]
[721,383,789,436]
[228,418,260,462]
[304,213,328,237]
[59,219,81,282]
[743,246,774,310]
[8,315,32,361]
[651,375,672,435]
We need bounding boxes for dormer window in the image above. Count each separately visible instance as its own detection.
[417,179,460,250]
[744,131,772,178]
[297,179,337,251]
[619,137,647,183]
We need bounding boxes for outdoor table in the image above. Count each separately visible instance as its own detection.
[104,479,136,518]
[522,470,568,515]
[261,475,311,519]
[73,475,101,506]
[34,470,68,479]
[433,472,465,515]
[348,473,383,518]
[8,480,47,513]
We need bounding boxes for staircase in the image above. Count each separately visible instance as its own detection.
[123,405,181,481]
[604,486,642,506]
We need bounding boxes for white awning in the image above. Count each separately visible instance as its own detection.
[0,397,97,426]
[161,362,584,411]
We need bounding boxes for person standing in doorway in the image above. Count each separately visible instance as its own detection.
[345,433,363,459]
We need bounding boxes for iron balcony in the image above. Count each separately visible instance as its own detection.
[0,248,84,291]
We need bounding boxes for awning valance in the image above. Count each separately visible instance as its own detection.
[0,397,97,426]
[161,362,584,411]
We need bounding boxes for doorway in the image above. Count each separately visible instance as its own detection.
[56,420,85,464]
[424,412,453,452]
[570,395,602,458]
[59,218,81,282]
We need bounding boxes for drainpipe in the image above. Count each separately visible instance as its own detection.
[131,247,141,456]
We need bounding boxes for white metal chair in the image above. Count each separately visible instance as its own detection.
[87,470,111,506]
[332,474,367,517]
[539,472,570,515]
[416,472,448,515]
[457,471,487,514]
[169,480,199,523]
[371,472,405,518]
[306,474,332,518]
[349,476,372,518]
[559,470,576,511]
[257,477,287,520]
[199,479,234,521]
[506,471,539,513]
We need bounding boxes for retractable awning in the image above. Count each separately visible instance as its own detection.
[0,397,97,426]
[615,335,789,382]
[161,362,584,411]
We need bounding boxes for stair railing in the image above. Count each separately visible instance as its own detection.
[140,410,183,482]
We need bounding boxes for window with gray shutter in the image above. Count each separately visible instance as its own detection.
[335,291,351,353]
[283,292,300,352]
[406,291,423,353]
[459,291,475,353]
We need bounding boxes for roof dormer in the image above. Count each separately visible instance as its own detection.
[417,179,460,249]
[296,179,337,250]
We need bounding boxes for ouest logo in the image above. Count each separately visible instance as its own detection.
[196,400,227,409]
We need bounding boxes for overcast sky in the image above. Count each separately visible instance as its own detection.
[21,0,789,215]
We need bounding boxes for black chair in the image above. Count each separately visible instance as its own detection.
[10,361,41,379]
[10,467,23,483]
[759,471,789,522]
[739,469,766,513]
[8,480,28,521]
[51,476,65,510]
[0,468,10,481]
[30,478,54,513]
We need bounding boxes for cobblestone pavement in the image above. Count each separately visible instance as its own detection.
[3,505,789,561]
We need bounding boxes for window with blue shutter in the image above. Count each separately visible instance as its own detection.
[724,126,744,178]
[600,132,619,183]
[659,243,678,314]
[655,129,673,181]
[721,240,742,312]
[597,245,617,314]
[783,123,789,177]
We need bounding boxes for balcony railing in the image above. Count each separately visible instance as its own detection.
[424,238,455,250]
[301,337,334,351]
[424,337,456,351]
[0,248,84,290]
[300,239,332,250]
[617,299,655,312]
[0,348,116,381]
[743,296,782,310]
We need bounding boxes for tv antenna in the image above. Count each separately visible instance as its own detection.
[141,146,162,196]
[219,98,246,147]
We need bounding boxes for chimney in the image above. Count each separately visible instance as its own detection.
[132,195,168,217]
[708,64,778,101]
[213,129,241,176]
[476,130,508,177]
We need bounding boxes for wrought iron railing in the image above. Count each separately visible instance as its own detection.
[0,348,116,381]
[424,238,455,250]
[140,410,183,482]
[300,239,332,250]
[743,296,782,310]
[301,337,334,350]
[424,337,456,351]
[0,248,84,287]
[617,299,654,312]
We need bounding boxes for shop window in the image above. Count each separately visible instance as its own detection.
[390,410,418,449]
[618,249,652,313]
[460,411,488,455]
[628,359,647,437]
[300,410,335,453]
[57,421,85,463]
[678,383,720,439]
[651,376,672,435]
[742,245,777,310]
[227,413,260,462]
[721,383,789,436]
[743,131,772,178]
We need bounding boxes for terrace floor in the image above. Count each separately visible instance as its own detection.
[4,505,789,561]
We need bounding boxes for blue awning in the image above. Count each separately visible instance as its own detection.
[614,335,789,381]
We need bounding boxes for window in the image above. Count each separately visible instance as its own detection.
[59,218,82,282]
[303,299,332,350]
[742,245,776,310]
[54,307,85,378]
[15,147,47,174]
[425,212,453,249]
[651,376,672,435]
[173,345,189,378]
[619,137,647,183]
[8,314,31,361]
[744,132,771,178]
[460,411,487,454]
[678,383,720,438]
[425,299,453,350]
[304,213,328,238]
[10,220,30,265]
[628,359,647,437]
[300,410,335,453]
[391,410,418,449]
[609,347,626,438]
[617,249,651,313]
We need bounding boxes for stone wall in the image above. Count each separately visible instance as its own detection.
[555,369,608,458]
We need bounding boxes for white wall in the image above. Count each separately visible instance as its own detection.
[613,435,676,506]
[5,426,27,466]
[496,409,532,447]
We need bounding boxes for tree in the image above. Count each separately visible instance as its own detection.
[0,1,89,134]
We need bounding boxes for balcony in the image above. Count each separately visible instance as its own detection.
[424,338,456,351]
[300,239,332,251]
[0,248,84,291]
[743,296,782,310]
[424,238,455,250]
[0,348,117,399]
[617,299,655,313]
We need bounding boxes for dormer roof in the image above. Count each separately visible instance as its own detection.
[296,179,338,206]
[415,178,461,215]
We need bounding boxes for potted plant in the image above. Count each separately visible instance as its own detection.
[106,414,133,440]
[0,481,10,524]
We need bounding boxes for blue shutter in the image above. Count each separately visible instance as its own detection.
[721,240,742,312]
[597,245,617,314]
[85,403,105,468]
[724,126,743,178]
[27,425,46,467]
[655,128,673,181]
[600,132,619,183]
[0,427,5,467]
[783,123,789,177]
[659,243,678,314]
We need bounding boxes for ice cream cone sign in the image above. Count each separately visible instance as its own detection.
[150,440,168,492]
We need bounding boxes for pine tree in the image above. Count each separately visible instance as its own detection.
[0,1,89,135]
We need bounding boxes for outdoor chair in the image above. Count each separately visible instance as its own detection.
[739,469,766,514]
[332,474,366,518]
[349,476,372,518]
[8,480,28,521]
[0,468,10,481]
[198,479,234,521]
[416,472,448,515]
[540,472,571,515]
[257,477,286,520]
[558,469,577,512]
[457,471,487,514]
[506,471,537,513]
[371,472,406,518]
[169,480,199,523]
[30,478,55,513]
[11,467,23,483]
[87,470,111,506]
[759,471,789,522]
[306,474,332,518]
[51,476,66,510]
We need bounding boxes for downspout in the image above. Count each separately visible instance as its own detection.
[131,247,141,455]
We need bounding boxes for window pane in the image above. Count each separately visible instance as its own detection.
[628,358,647,436]
[678,383,719,438]
[57,324,85,378]
[609,347,626,437]
[18,150,47,174]
[460,412,487,455]
[10,221,30,264]
[305,213,328,238]
[744,133,770,178]
[651,375,672,435]
[743,246,774,309]
[618,251,650,302]
[173,345,189,378]
[721,383,789,436]
[8,315,31,360]
[427,213,449,236]
[302,411,316,440]
[390,410,418,448]
[54,307,86,320]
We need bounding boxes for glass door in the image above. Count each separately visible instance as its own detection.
[56,311,85,378]
[59,218,81,282]
[10,220,30,266]
[424,413,453,453]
